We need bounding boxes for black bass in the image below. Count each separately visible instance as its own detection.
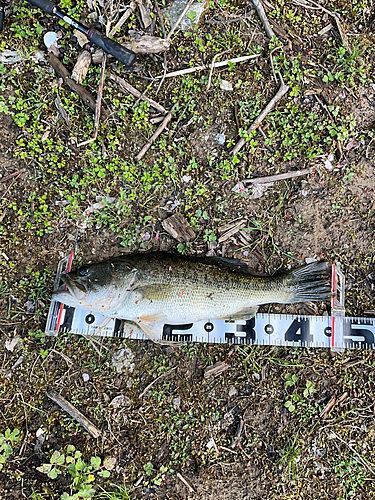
[52,253,331,340]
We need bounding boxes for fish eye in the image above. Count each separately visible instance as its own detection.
[78,266,89,277]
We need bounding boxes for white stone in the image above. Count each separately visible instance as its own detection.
[220,80,233,91]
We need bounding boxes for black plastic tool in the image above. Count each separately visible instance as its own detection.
[26,0,136,66]
[0,6,4,32]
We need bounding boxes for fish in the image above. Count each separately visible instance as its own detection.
[52,252,331,341]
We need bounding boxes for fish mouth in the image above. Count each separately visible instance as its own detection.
[52,274,87,304]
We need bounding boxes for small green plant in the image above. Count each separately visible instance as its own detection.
[284,380,317,416]
[143,461,153,476]
[333,457,368,499]
[0,428,21,470]
[97,483,132,499]
[285,373,298,387]
[303,381,316,397]
[187,10,197,23]
[203,229,217,242]
[36,445,112,500]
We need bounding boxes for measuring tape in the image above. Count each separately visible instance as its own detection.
[46,254,375,349]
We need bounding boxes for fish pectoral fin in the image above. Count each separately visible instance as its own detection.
[137,313,167,342]
[219,306,259,321]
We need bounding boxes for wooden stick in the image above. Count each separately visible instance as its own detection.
[231,80,289,155]
[154,0,167,95]
[252,0,275,39]
[109,1,137,37]
[77,53,107,147]
[48,54,108,120]
[47,392,101,438]
[93,36,169,56]
[166,0,195,41]
[135,103,177,161]
[110,73,167,114]
[176,472,194,493]
[319,396,336,419]
[150,115,165,124]
[156,54,259,78]
[95,55,106,131]
[243,167,312,184]
[204,361,230,379]
[0,169,26,183]
[71,50,92,84]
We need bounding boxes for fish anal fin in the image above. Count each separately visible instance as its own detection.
[219,306,259,321]
[138,313,167,322]
[137,313,167,342]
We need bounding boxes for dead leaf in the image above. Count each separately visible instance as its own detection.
[5,336,20,352]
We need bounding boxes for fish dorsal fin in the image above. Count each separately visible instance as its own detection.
[198,256,251,274]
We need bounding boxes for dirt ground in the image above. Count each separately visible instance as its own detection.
[1,0,375,499]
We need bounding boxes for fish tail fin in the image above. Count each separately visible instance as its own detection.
[285,261,332,303]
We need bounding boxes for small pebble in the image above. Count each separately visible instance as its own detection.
[220,80,233,91]
[215,133,225,145]
[82,373,90,382]
[43,32,58,49]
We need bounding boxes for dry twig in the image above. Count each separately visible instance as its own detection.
[177,472,194,493]
[47,392,101,438]
[204,361,230,379]
[139,366,177,398]
[243,167,312,184]
[329,431,375,476]
[231,78,289,155]
[48,54,108,120]
[319,396,336,419]
[218,219,247,244]
[292,0,351,53]
[109,1,137,37]
[156,54,260,78]
[0,169,26,183]
[252,0,275,38]
[77,53,107,147]
[154,0,167,95]
[110,73,167,114]
[135,103,177,161]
